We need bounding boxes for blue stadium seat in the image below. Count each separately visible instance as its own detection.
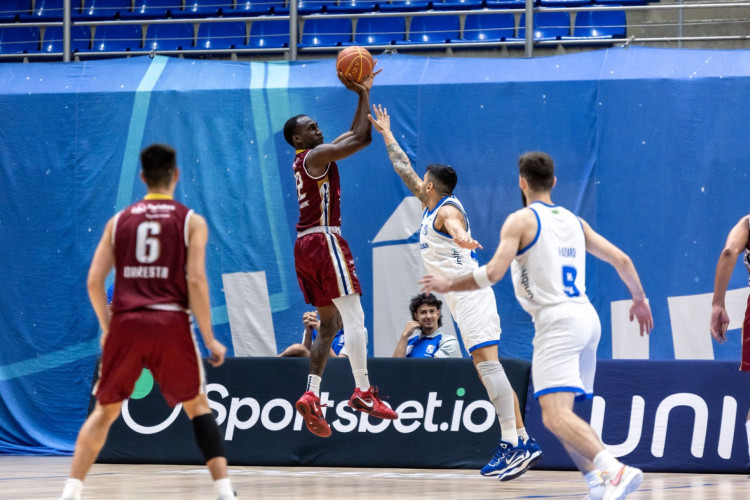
[328,0,379,13]
[517,11,570,40]
[433,0,484,11]
[540,0,591,6]
[131,0,180,18]
[299,17,352,48]
[485,0,526,8]
[0,1,30,22]
[562,9,626,40]
[145,23,195,50]
[0,26,40,55]
[595,0,647,4]
[352,16,405,45]
[193,21,247,49]
[24,0,66,21]
[81,0,132,19]
[379,0,432,12]
[247,19,290,48]
[178,1,235,17]
[456,13,515,42]
[42,25,92,53]
[87,24,143,52]
[225,0,284,15]
[398,15,459,44]
[276,0,338,14]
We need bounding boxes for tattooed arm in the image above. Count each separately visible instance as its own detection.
[368,104,427,204]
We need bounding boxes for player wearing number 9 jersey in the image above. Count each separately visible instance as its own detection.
[60,144,235,500]
[420,151,653,500]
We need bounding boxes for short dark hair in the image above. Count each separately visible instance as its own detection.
[519,152,555,192]
[409,292,443,328]
[425,164,457,196]
[140,144,176,188]
[283,114,306,147]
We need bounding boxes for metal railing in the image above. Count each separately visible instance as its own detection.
[1,1,749,61]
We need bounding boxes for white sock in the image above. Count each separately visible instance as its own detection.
[332,294,371,390]
[213,477,234,499]
[306,374,321,396]
[517,426,529,442]
[593,450,621,476]
[584,470,603,488]
[61,478,83,500]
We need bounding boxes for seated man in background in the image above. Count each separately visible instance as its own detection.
[279,311,347,358]
[393,293,461,358]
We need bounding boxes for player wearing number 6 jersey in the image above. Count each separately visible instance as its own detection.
[420,151,654,500]
[60,144,235,500]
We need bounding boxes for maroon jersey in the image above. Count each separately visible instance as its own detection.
[293,149,342,231]
[110,198,192,313]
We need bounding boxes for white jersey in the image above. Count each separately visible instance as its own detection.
[510,202,589,315]
[420,195,478,279]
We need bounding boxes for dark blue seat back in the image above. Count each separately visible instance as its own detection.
[195,21,247,49]
[0,26,40,54]
[0,1,31,22]
[354,16,406,45]
[145,23,195,50]
[573,10,626,37]
[133,0,179,17]
[462,13,514,41]
[248,20,290,48]
[82,0,132,19]
[300,18,352,46]
[91,24,143,51]
[329,0,379,13]
[30,0,66,20]
[226,0,286,15]
[408,15,459,43]
[519,12,570,39]
[43,26,92,52]
[182,1,234,16]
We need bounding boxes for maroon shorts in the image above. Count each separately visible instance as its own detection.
[294,232,362,307]
[742,294,750,372]
[94,309,204,407]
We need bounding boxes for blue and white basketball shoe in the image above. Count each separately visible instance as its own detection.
[480,439,531,480]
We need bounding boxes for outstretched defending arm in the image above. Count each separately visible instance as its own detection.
[420,209,531,293]
[368,104,427,204]
[579,217,653,335]
[710,216,750,342]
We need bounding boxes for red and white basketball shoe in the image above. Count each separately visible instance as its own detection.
[347,386,398,420]
[295,391,332,438]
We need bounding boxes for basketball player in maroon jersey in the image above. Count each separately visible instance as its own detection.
[710,214,750,467]
[282,70,397,437]
[61,144,235,500]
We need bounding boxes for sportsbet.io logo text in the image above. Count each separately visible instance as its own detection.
[123,382,497,439]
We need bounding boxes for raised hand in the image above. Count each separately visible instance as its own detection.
[368,104,390,135]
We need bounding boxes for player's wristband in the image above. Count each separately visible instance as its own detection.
[472,265,493,288]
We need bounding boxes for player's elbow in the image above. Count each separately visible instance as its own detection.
[186,271,207,290]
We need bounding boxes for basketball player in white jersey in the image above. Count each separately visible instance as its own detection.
[368,105,542,481]
[420,151,653,500]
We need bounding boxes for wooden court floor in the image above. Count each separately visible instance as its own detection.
[2,456,748,499]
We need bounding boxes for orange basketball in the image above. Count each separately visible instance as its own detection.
[336,46,374,83]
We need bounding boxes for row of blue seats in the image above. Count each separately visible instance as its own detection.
[1,0,655,21]
[0,11,625,55]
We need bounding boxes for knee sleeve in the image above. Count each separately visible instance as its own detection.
[192,413,225,462]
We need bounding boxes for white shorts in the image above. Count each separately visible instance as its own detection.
[531,301,601,400]
[444,287,501,353]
